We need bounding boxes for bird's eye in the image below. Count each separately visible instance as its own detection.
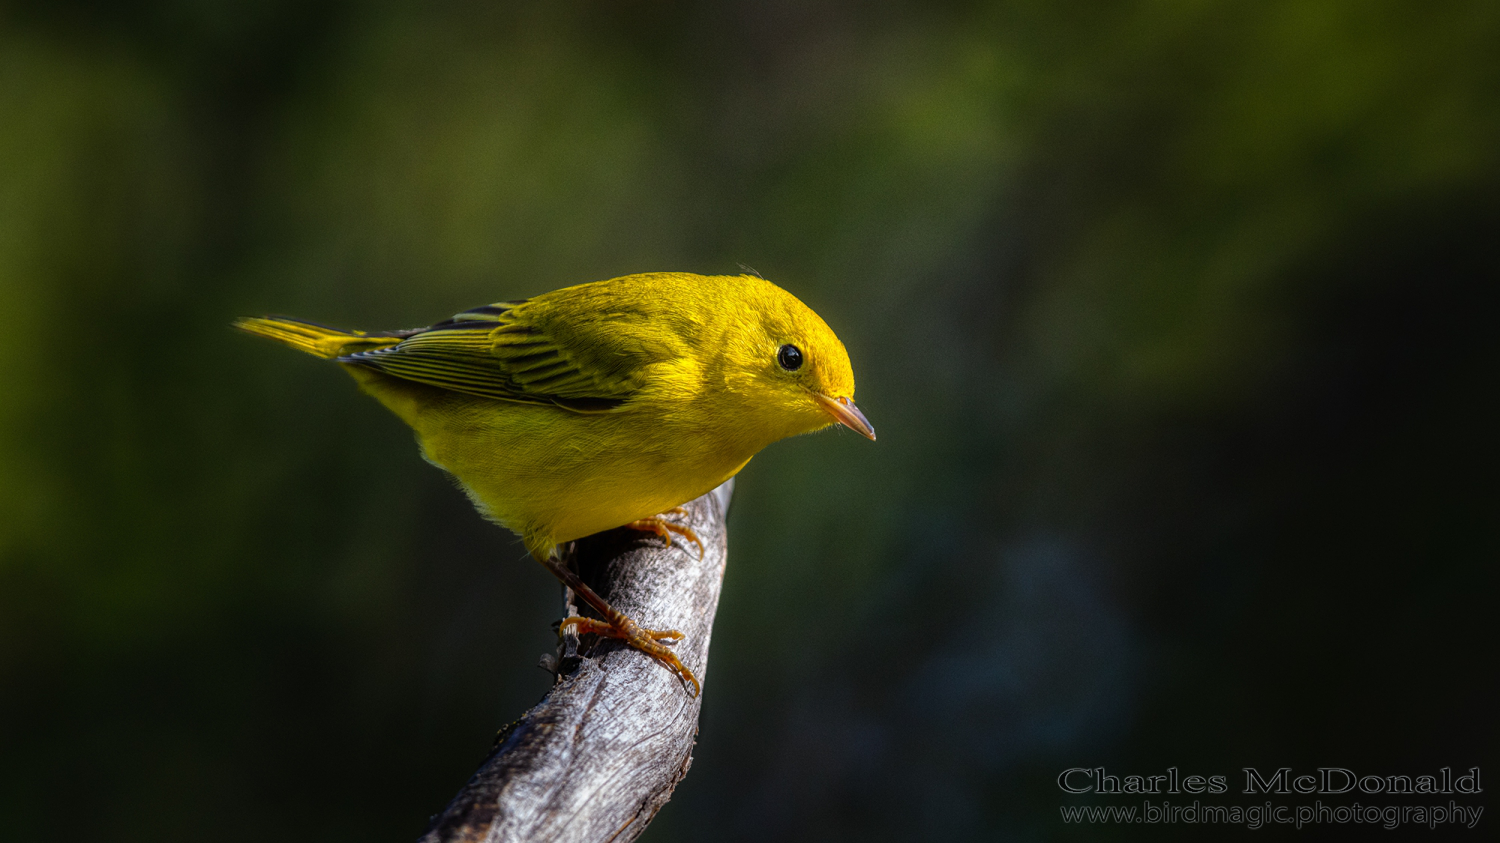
[777,344,803,371]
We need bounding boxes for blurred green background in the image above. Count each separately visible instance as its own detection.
[1,0,1493,840]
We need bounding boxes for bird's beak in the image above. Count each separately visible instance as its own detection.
[813,393,877,441]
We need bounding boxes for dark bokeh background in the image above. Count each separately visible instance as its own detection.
[1,1,1493,840]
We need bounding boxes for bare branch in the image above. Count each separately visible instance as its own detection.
[418,481,733,843]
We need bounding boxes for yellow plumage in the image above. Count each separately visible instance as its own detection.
[236,271,874,693]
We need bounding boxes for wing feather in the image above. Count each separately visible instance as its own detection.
[339,296,665,412]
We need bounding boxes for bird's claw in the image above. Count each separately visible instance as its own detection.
[625,509,705,559]
[559,614,700,696]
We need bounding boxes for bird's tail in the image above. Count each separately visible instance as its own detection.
[233,316,400,359]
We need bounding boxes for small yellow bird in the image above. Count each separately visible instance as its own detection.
[236,272,874,695]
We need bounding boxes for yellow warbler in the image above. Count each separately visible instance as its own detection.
[236,271,874,694]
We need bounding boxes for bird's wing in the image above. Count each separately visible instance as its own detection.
[339,299,664,413]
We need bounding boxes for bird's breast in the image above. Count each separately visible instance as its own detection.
[416,393,753,547]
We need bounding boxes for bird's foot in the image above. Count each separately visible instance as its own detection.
[625,508,704,559]
[559,614,700,696]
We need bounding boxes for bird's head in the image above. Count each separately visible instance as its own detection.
[723,275,876,445]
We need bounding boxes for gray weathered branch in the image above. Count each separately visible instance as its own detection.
[418,481,733,843]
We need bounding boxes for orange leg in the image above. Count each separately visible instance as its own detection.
[625,507,705,559]
[558,615,699,697]
[539,551,700,696]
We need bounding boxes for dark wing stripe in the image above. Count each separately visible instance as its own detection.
[350,348,543,398]
[492,340,544,352]
[351,359,551,404]
[447,301,526,322]
[514,362,579,383]
[506,354,571,375]
[400,328,492,345]
[424,319,501,331]
[492,324,540,337]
